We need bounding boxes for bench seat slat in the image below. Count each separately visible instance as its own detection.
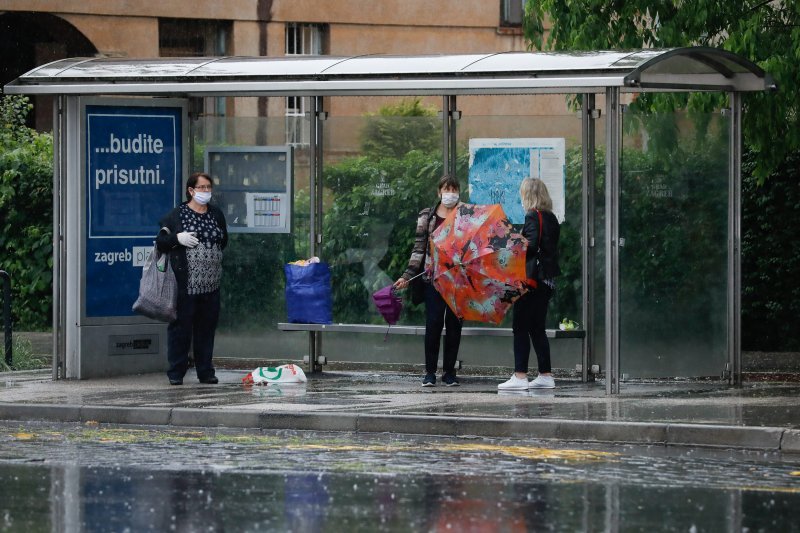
[277,322,585,338]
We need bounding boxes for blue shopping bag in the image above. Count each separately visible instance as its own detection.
[284,262,333,324]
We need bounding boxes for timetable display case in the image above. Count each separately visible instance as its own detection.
[204,146,293,233]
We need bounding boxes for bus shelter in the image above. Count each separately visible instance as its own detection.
[5,47,773,393]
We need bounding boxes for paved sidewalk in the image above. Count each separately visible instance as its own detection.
[1,369,799,452]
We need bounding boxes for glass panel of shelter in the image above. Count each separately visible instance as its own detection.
[186,93,732,383]
[618,105,731,380]
[189,111,310,359]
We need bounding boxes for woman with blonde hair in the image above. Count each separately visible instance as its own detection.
[498,177,561,390]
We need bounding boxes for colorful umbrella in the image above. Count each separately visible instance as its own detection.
[429,203,529,324]
[372,285,403,325]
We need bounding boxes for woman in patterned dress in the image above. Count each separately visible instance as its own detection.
[156,172,228,385]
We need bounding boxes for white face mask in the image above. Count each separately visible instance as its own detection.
[441,192,459,208]
[193,191,212,205]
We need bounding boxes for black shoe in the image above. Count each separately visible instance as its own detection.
[169,378,183,386]
[442,373,459,387]
[421,373,436,387]
[199,376,219,384]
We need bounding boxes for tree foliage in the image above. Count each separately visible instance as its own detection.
[742,149,800,351]
[0,96,53,330]
[322,150,458,324]
[359,98,440,159]
[524,0,800,183]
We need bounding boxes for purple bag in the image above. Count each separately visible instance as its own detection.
[372,285,403,325]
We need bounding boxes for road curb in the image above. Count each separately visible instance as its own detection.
[2,402,797,452]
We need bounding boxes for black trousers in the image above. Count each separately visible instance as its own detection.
[511,285,553,374]
[167,289,220,380]
[424,282,463,375]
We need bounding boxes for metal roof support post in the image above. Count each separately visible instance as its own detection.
[442,95,458,176]
[728,92,743,385]
[306,96,326,373]
[449,95,457,177]
[442,96,450,175]
[581,93,596,383]
[52,95,66,379]
[63,95,80,379]
[605,87,621,394]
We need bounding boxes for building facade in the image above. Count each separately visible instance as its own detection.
[1,0,560,132]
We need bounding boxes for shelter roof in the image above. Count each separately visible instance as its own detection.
[4,47,773,96]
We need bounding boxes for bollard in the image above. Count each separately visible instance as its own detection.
[0,271,11,366]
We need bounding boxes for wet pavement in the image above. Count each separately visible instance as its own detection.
[1,369,800,451]
[1,421,799,531]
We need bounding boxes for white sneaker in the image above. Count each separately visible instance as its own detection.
[529,375,555,389]
[497,375,530,390]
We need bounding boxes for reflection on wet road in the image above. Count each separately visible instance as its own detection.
[1,422,799,531]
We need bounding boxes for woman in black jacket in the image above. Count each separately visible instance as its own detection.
[156,172,228,385]
[498,177,560,391]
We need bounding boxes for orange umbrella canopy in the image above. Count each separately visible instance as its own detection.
[429,203,529,324]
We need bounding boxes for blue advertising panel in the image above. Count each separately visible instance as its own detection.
[85,104,183,318]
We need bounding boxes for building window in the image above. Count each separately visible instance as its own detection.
[159,18,231,118]
[500,0,525,27]
[286,22,323,56]
[285,23,324,146]
[159,18,230,57]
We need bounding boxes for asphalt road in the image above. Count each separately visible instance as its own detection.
[1,421,799,531]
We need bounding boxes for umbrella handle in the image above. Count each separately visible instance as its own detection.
[406,271,426,282]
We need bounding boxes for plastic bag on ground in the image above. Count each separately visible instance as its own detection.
[242,364,307,385]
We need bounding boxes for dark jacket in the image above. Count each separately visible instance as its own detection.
[156,202,228,292]
[522,209,560,280]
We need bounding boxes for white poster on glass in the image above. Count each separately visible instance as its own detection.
[468,138,566,224]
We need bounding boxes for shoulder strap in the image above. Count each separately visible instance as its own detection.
[536,209,543,249]
[420,202,439,269]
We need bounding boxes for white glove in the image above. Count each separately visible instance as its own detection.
[177,232,199,248]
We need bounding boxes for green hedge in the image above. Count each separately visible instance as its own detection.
[0,96,53,330]
[742,149,800,351]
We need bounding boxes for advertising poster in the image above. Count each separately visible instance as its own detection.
[85,104,183,317]
[468,138,566,224]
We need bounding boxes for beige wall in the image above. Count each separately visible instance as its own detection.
[0,0,258,20]
[328,25,527,55]
[58,14,159,57]
[271,0,499,27]
[231,20,263,56]
[0,0,510,25]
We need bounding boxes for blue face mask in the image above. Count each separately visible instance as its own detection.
[193,191,212,205]
[441,192,459,207]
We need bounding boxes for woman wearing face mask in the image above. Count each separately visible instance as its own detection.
[394,175,464,387]
[498,177,560,391]
[156,172,228,385]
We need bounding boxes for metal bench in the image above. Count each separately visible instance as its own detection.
[277,322,585,371]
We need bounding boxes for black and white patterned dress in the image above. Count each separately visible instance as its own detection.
[179,203,224,295]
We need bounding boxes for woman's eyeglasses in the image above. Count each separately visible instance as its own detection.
[192,185,213,191]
